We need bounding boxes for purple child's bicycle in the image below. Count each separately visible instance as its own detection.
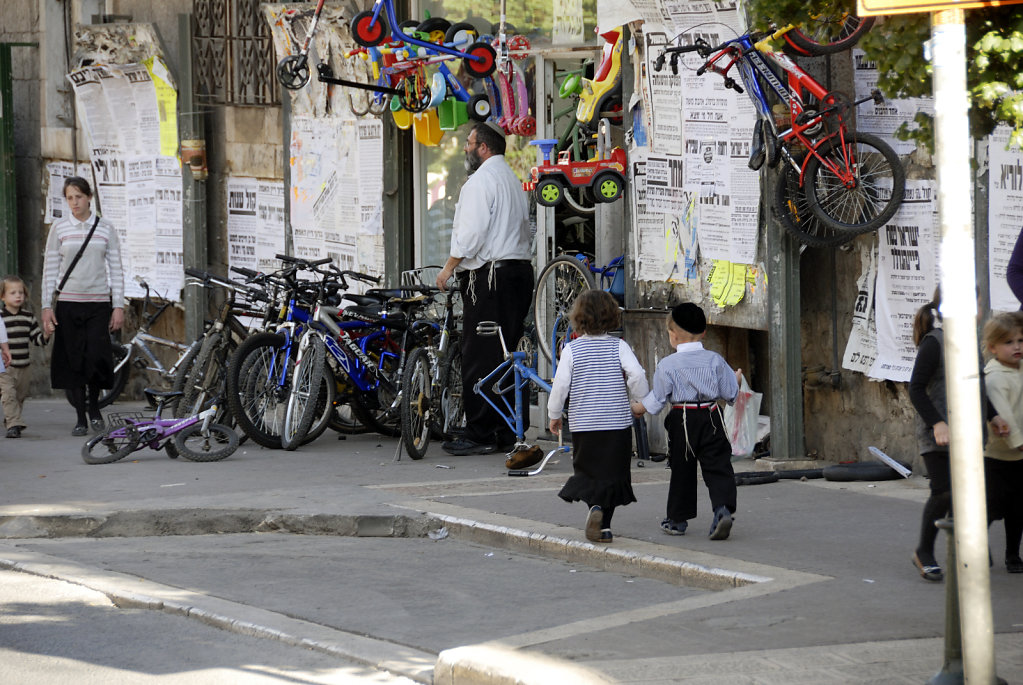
[81,389,239,465]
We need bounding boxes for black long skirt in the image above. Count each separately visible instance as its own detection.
[50,301,114,390]
[558,426,636,510]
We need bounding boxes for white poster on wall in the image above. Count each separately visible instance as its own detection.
[852,49,933,156]
[988,125,1023,312]
[869,179,939,382]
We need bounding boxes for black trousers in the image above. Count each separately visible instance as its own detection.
[458,261,533,446]
[664,406,736,522]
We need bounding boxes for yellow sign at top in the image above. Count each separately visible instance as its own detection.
[858,0,1023,16]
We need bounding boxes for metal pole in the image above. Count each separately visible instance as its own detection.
[928,518,962,685]
[930,10,999,684]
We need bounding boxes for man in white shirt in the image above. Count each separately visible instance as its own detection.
[436,122,533,455]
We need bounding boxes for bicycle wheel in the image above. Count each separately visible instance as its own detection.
[329,401,370,434]
[804,132,905,233]
[773,162,860,248]
[351,10,388,47]
[534,255,595,362]
[438,341,465,438]
[227,332,290,448]
[174,332,221,418]
[784,15,875,56]
[81,425,140,465]
[400,346,434,460]
[281,335,326,451]
[172,423,239,462]
[66,338,130,409]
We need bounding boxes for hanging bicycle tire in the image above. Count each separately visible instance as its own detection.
[774,162,862,248]
[533,255,595,363]
[804,131,905,234]
[784,15,875,56]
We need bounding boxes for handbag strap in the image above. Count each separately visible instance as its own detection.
[54,215,101,298]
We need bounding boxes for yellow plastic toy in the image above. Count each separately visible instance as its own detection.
[576,27,623,129]
[413,109,444,146]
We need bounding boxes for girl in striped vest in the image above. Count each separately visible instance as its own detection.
[547,290,649,543]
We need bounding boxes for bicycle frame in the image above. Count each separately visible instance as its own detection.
[109,401,219,452]
[118,332,196,378]
[696,35,844,178]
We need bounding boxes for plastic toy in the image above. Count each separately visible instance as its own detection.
[351,0,497,78]
[575,27,623,130]
[524,139,627,207]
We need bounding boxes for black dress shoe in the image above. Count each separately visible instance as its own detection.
[90,417,105,433]
[5,426,22,438]
[441,437,498,456]
[71,424,89,437]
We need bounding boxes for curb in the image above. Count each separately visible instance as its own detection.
[0,544,437,684]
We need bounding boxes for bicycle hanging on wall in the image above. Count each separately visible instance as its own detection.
[654,20,905,249]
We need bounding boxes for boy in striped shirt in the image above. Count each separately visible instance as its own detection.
[632,302,742,540]
[1,276,48,438]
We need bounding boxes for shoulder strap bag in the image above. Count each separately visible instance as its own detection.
[50,215,101,310]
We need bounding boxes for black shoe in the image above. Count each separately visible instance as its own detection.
[1006,555,1023,574]
[660,518,687,536]
[441,437,498,456]
[71,424,89,437]
[709,506,733,540]
[585,505,602,542]
[90,417,105,433]
[598,529,613,543]
[912,551,944,581]
[5,426,22,438]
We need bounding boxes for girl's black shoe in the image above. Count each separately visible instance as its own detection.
[1006,556,1023,574]
[71,424,88,437]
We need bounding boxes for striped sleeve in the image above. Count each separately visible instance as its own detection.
[104,219,125,307]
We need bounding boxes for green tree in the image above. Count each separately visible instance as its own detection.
[743,0,1023,150]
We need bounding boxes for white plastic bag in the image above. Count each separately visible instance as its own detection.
[724,374,762,458]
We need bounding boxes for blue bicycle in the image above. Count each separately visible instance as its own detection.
[533,254,625,363]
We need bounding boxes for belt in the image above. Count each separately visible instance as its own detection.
[476,259,530,270]
[672,402,718,410]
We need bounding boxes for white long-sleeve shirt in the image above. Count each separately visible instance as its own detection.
[547,335,649,432]
[42,212,125,307]
[449,155,530,272]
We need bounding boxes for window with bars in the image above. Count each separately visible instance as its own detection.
[192,0,281,106]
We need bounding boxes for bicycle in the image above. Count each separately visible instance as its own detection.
[654,21,905,241]
[171,268,268,423]
[398,283,464,460]
[81,388,239,465]
[226,256,380,449]
[68,277,199,410]
[533,254,624,363]
[280,282,440,450]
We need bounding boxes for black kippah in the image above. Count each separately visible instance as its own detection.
[671,302,706,334]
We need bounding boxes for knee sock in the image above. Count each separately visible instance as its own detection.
[87,385,101,419]
[917,490,950,563]
[601,506,615,529]
[69,386,87,425]
[1006,516,1023,559]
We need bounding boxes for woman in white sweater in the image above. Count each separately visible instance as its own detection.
[41,177,124,436]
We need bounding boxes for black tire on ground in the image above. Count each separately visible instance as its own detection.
[172,423,239,462]
[81,425,140,465]
[734,471,780,486]
[226,332,289,449]
[400,346,433,460]
[775,468,825,480]
[281,337,327,451]
[823,462,904,482]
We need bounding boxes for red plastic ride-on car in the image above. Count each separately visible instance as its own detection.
[524,139,627,207]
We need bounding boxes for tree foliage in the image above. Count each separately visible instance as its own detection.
[743,0,1023,150]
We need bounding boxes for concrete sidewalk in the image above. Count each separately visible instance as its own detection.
[0,398,1021,684]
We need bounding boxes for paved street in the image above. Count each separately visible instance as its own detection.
[0,397,1021,684]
